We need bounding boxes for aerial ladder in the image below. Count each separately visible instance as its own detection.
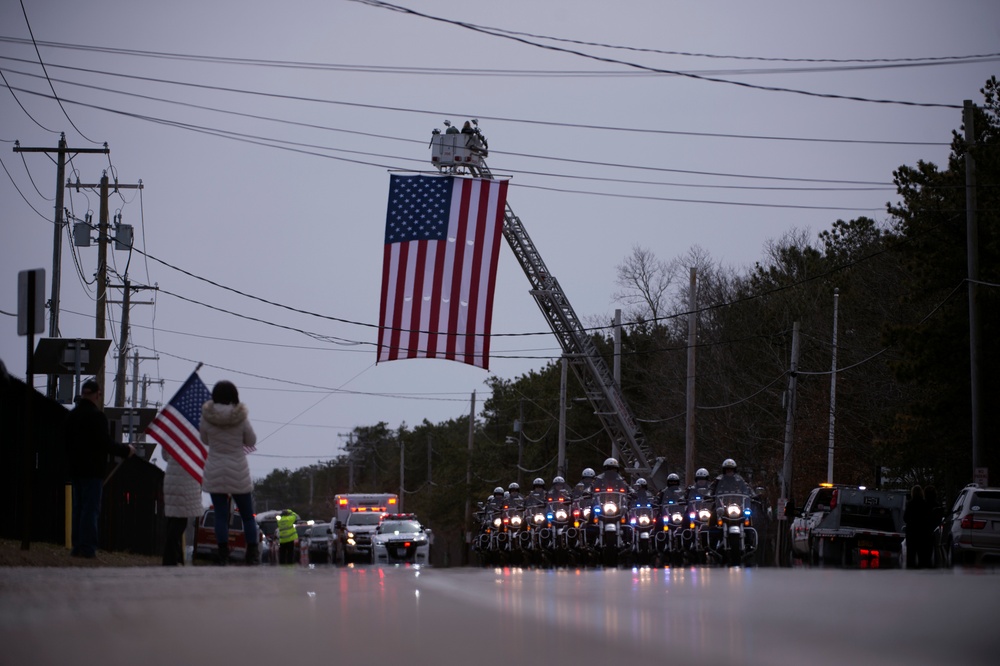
[429,120,659,477]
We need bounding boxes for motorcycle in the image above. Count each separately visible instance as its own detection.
[474,502,506,566]
[629,498,658,565]
[501,501,527,565]
[684,494,714,565]
[656,497,687,566]
[711,491,758,566]
[587,483,630,567]
[522,499,550,565]
[543,494,577,566]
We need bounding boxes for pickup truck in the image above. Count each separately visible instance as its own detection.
[790,484,907,567]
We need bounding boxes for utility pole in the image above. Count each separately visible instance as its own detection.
[399,440,405,512]
[516,398,524,486]
[612,309,622,461]
[12,136,109,397]
[777,321,801,567]
[685,267,697,486]
[110,279,156,408]
[827,289,840,484]
[964,99,983,478]
[73,173,143,389]
[463,391,475,565]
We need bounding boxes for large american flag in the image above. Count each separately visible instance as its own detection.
[378,175,509,369]
[146,372,211,483]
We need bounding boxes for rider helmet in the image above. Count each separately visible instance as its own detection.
[666,473,680,486]
[722,458,737,472]
[493,487,504,495]
[635,478,647,488]
[695,468,710,480]
[603,457,620,471]
[533,477,545,488]
[582,468,596,479]
[552,476,565,485]
[508,482,520,492]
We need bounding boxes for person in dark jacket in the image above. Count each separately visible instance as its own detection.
[67,379,135,558]
[903,485,930,569]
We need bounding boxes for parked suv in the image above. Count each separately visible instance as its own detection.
[941,484,1000,566]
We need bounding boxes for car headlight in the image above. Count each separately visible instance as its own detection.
[726,503,742,519]
[603,502,618,516]
[555,510,568,521]
[698,509,712,522]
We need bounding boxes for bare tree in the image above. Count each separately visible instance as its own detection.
[613,244,677,323]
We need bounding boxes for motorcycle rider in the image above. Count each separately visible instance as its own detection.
[632,477,656,507]
[687,468,712,501]
[507,482,525,507]
[486,486,506,513]
[594,458,631,492]
[525,478,548,510]
[547,476,569,502]
[574,467,597,497]
[657,473,686,507]
[708,458,753,496]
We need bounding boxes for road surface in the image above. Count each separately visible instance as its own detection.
[0,564,995,665]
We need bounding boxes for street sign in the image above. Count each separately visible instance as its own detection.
[974,467,989,487]
[17,269,45,336]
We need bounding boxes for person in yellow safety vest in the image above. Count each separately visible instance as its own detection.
[277,509,300,564]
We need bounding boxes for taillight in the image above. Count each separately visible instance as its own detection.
[960,514,987,529]
[830,489,838,510]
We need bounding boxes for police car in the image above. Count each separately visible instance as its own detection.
[371,513,431,565]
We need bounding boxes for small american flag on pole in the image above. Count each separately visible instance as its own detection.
[146,372,211,483]
[378,174,508,369]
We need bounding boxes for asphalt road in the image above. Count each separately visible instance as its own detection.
[0,564,996,665]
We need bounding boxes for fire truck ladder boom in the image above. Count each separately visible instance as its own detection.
[472,163,653,474]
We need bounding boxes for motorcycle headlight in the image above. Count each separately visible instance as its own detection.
[638,515,651,526]
[671,512,684,525]
[726,503,742,519]
[511,515,523,527]
[603,502,618,516]
[583,507,591,518]
[493,518,502,528]
[698,508,712,522]
[533,513,546,524]
[555,510,568,521]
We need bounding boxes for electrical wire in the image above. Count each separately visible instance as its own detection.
[17,0,99,143]
[353,0,963,109]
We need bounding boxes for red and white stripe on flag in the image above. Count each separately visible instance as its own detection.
[146,372,211,483]
[378,175,508,369]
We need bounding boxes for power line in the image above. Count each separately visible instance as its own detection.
[353,0,964,109]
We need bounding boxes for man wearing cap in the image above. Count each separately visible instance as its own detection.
[67,379,135,558]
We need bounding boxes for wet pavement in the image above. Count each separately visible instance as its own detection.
[0,564,996,665]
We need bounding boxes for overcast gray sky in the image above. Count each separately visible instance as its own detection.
[2,0,998,482]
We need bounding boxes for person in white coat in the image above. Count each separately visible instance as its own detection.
[200,380,259,565]
[162,449,203,566]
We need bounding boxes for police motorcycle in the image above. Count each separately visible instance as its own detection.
[709,489,758,566]
[628,479,658,566]
[586,464,632,567]
[706,460,759,566]
[541,479,577,566]
[679,468,715,565]
[474,488,507,566]
[655,474,687,566]
[522,480,551,566]
[502,484,528,566]
[658,495,687,566]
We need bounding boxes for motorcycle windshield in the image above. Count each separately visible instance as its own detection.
[594,491,626,517]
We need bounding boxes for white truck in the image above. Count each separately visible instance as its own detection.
[790,484,907,567]
[332,493,399,564]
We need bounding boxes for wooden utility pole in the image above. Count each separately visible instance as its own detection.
[12,136,109,397]
[685,267,697,486]
[72,174,143,389]
[964,99,983,477]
